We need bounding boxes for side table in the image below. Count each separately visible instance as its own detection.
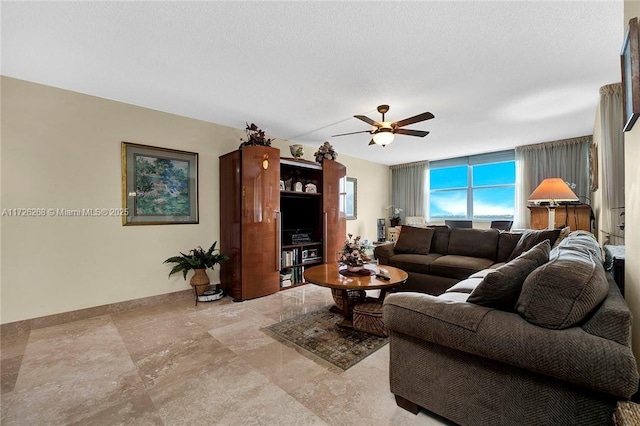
[604,245,625,296]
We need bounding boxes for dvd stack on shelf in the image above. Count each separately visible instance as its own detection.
[279,271,292,288]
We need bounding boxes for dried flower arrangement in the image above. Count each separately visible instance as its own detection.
[337,234,371,268]
[314,141,337,163]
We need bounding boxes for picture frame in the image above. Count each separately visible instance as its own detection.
[621,17,640,132]
[589,143,598,192]
[345,177,357,220]
[121,142,198,225]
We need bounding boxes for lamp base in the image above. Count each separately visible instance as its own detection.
[547,206,556,230]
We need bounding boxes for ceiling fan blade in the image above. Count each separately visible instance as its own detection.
[331,130,373,137]
[393,112,435,128]
[354,115,381,127]
[368,139,375,145]
[394,129,430,137]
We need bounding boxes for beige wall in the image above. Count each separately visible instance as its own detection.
[0,77,390,324]
[624,1,640,371]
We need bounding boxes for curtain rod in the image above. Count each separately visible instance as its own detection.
[389,160,429,170]
[516,135,592,152]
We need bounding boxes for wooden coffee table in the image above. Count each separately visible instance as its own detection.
[303,264,408,328]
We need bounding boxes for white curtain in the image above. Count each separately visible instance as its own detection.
[599,83,625,244]
[390,161,428,221]
[515,135,591,228]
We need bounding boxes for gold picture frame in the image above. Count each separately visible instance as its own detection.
[589,143,598,192]
[621,17,640,132]
[121,142,199,225]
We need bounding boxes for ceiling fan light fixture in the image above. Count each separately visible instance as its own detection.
[373,128,394,146]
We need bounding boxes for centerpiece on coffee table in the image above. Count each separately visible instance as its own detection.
[338,234,371,272]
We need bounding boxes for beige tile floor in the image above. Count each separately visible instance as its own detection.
[1,285,449,425]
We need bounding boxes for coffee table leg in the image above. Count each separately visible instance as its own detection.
[337,289,354,329]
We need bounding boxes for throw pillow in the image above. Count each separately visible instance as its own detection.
[467,240,551,310]
[507,228,561,261]
[516,249,609,329]
[551,226,571,249]
[393,226,435,255]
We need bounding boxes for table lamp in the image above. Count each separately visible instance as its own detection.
[528,178,579,229]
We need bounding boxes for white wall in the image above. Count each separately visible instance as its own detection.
[624,1,640,371]
[0,77,390,323]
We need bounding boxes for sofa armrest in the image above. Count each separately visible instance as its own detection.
[383,293,639,398]
[373,242,395,264]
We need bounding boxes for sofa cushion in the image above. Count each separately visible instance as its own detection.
[556,230,602,262]
[430,255,495,280]
[388,253,442,275]
[468,269,495,279]
[428,225,450,254]
[507,228,561,261]
[445,277,483,294]
[496,232,523,263]
[447,228,500,260]
[516,248,609,329]
[437,292,470,303]
[467,240,550,310]
[394,226,435,255]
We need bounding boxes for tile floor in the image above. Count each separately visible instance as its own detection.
[1,285,448,425]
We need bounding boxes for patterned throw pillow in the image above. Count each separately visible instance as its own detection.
[467,240,551,311]
[393,226,435,255]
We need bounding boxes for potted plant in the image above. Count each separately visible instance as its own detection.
[388,205,403,227]
[337,234,371,272]
[239,123,273,148]
[163,242,229,296]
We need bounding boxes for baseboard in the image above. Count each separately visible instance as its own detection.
[0,289,193,335]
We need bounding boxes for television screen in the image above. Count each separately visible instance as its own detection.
[280,195,320,234]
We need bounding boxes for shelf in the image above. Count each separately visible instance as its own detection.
[281,259,322,269]
[282,241,323,249]
[280,158,322,170]
[280,282,308,291]
[280,190,322,196]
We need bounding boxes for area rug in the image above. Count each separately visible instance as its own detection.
[262,309,387,370]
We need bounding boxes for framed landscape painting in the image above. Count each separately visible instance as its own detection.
[121,142,198,225]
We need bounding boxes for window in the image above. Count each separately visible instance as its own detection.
[429,151,515,221]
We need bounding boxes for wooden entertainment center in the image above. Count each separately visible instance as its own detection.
[219,146,346,301]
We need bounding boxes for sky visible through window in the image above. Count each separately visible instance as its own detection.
[430,161,515,219]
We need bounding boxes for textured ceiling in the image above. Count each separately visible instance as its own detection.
[1,1,623,165]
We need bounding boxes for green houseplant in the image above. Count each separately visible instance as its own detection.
[163,242,229,296]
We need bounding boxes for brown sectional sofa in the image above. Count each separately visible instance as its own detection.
[380,229,638,425]
[374,226,529,295]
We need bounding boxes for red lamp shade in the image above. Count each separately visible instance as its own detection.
[528,178,579,205]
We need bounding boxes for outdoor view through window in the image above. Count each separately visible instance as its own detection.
[429,161,515,220]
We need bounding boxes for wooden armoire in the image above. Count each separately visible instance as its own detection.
[219,146,346,301]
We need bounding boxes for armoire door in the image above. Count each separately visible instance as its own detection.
[240,146,280,299]
[322,159,347,264]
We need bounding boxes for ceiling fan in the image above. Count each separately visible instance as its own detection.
[331,105,434,147]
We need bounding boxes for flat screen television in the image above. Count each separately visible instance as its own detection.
[280,195,321,237]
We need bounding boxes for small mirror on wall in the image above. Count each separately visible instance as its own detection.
[346,177,357,220]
